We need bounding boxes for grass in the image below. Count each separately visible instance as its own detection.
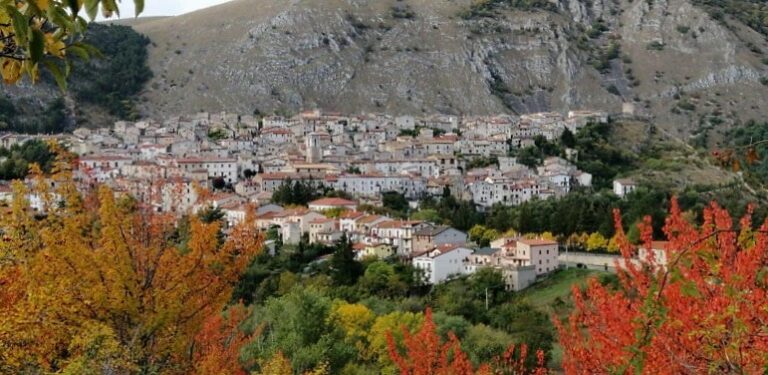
[516,268,608,369]
[517,268,604,312]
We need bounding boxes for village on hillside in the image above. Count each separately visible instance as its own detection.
[1,109,660,291]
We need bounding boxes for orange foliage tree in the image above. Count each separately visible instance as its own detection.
[0,154,262,373]
[192,303,254,375]
[387,308,547,375]
[556,199,768,374]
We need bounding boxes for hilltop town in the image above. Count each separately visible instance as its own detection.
[5,109,607,208]
[0,109,625,287]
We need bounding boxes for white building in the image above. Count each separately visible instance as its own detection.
[413,245,473,284]
[613,178,637,198]
[176,157,238,184]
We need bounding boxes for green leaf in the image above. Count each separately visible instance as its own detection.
[680,281,701,298]
[47,5,71,31]
[103,0,119,17]
[29,29,45,64]
[135,0,144,17]
[67,44,90,61]
[43,60,67,91]
[71,42,103,59]
[84,0,99,20]
[7,6,29,45]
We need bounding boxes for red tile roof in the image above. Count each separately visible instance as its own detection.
[518,238,558,246]
[308,197,357,207]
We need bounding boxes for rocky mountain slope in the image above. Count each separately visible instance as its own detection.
[127,0,768,143]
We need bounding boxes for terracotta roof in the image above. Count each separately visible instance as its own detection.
[648,241,669,250]
[352,243,367,250]
[518,239,558,246]
[340,211,366,219]
[309,197,357,207]
[375,220,422,229]
[357,215,386,224]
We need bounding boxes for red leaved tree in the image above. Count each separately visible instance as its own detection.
[191,303,253,375]
[387,308,547,375]
[556,199,768,374]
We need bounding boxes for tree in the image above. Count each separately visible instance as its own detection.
[248,288,355,373]
[0,1,145,88]
[0,159,262,373]
[585,232,608,251]
[192,304,253,375]
[329,302,375,355]
[0,139,55,180]
[367,311,424,367]
[387,308,548,375]
[411,208,442,223]
[359,261,408,298]
[560,128,576,148]
[556,200,768,373]
[382,191,409,213]
[330,234,363,286]
[271,179,321,206]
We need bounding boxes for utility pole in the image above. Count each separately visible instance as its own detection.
[485,287,489,310]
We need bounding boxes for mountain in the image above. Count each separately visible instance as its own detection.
[126,0,768,144]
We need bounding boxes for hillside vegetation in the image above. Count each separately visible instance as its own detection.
[0,24,152,133]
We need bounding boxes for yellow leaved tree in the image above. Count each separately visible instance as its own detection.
[0,150,262,373]
[0,0,144,87]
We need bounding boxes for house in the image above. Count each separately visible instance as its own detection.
[464,247,501,273]
[339,211,367,233]
[370,220,426,256]
[281,221,302,245]
[270,209,325,234]
[613,178,637,198]
[79,155,133,171]
[176,157,238,184]
[412,225,468,254]
[509,238,560,275]
[308,197,358,212]
[638,241,669,267]
[361,243,396,259]
[309,217,338,244]
[500,266,538,292]
[256,203,284,216]
[464,247,537,291]
[412,245,473,284]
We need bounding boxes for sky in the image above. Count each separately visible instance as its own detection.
[109,0,234,18]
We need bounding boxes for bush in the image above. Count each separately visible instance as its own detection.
[646,41,665,50]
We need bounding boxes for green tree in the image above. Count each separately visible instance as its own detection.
[560,127,576,148]
[247,288,356,373]
[382,191,409,213]
[0,140,55,180]
[271,179,322,206]
[411,209,442,223]
[330,234,363,286]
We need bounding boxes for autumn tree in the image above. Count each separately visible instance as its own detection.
[387,308,547,375]
[0,154,262,373]
[1,1,145,87]
[557,200,768,373]
[191,304,254,375]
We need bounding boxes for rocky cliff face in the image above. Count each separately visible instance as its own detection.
[128,0,767,142]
